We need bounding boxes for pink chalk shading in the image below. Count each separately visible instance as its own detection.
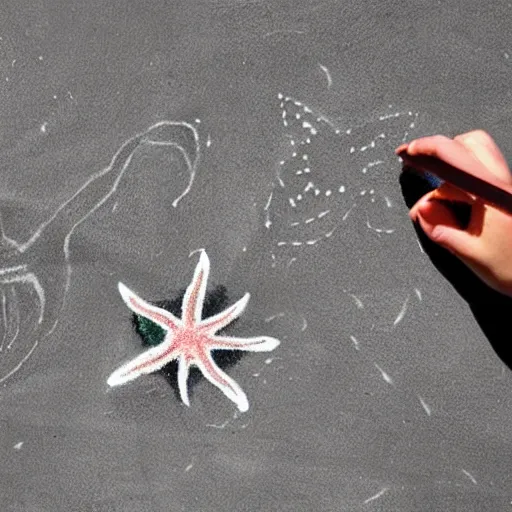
[107,250,280,412]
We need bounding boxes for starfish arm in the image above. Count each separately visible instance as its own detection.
[107,343,178,387]
[198,293,250,333]
[209,335,280,352]
[196,351,249,412]
[118,282,181,331]
[182,250,210,326]
[177,357,191,407]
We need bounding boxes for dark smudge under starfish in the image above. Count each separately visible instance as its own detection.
[108,250,280,412]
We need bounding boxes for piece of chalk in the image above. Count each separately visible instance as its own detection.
[397,146,512,215]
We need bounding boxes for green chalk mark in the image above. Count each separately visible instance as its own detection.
[132,286,229,347]
[135,314,166,346]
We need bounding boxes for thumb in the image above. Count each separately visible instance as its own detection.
[428,223,478,258]
[415,199,479,260]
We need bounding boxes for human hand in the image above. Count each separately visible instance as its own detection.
[398,130,512,297]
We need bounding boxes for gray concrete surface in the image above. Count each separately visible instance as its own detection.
[1,0,512,510]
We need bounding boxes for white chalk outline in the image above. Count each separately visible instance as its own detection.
[271,94,418,258]
[0,120,200,383]
[364,487,388,504]
[318,64,332,89]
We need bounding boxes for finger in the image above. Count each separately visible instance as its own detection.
[415,201,479,261]
[407,136,486,177]
[409,190,436,221]
[400,135,485,182]
[431,182,476,203]
[402,135,454,158]
[454,130,512,183]
[415,196,463,233]
[395,142,409,154]
[399,134,511,194]
[408,183,475,221]
[429,222,480,262]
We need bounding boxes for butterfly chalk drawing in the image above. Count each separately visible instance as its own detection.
[264,93,419,265]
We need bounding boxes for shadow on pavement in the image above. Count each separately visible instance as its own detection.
[399,168,512,370]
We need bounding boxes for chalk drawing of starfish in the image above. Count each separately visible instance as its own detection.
[108,250,280,412]
[0,120,200,384]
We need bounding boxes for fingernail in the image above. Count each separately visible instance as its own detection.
[395,143,408,154]
[431,225,444,241]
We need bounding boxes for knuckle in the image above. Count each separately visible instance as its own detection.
[455,129,493,146]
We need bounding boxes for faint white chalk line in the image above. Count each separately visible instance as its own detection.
[393,296,409,326]
[264,191,273,229]
[375,363,393,385]
[461,469,477,485]
[7,288,20,350]
[264,312,285,323]
[418,395,431,416]
[318,64,332,89]
[206,420,230,429]
[366,219,395,235]
[0,120,200,383]
[364,487,388,504]
[348,293,364,309]
[0,289,6,352]
[262,29,306,39]
[350,335,360,350]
